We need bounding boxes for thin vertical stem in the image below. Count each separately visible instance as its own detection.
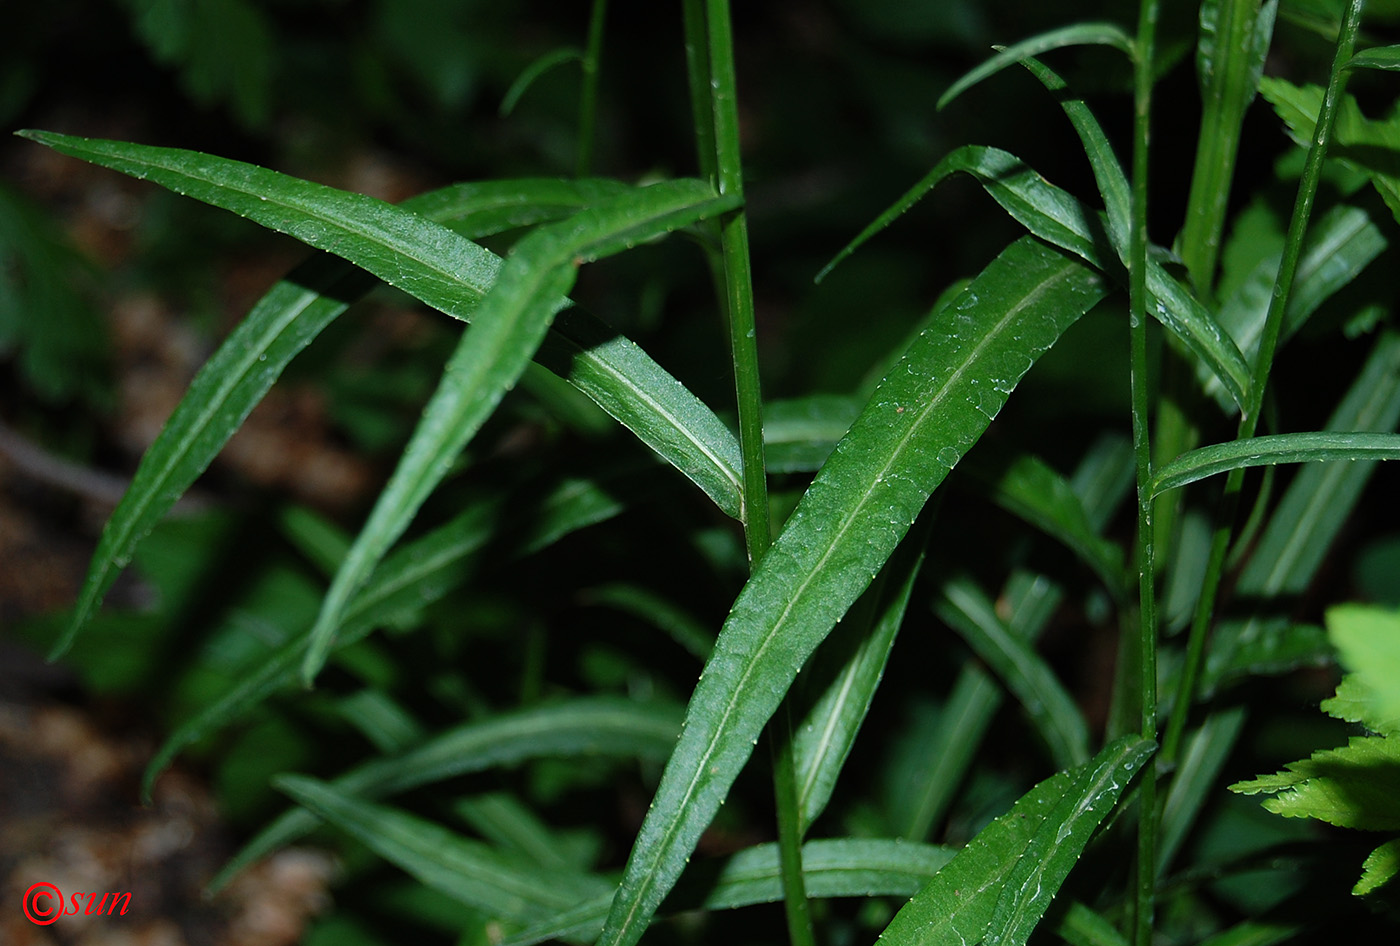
[1129,2,1161,945]
[576,0,608,178]
[699,4,809,944]
[706,0,770,562]
[1160,0,1367,768]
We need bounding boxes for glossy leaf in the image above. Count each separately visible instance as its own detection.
[878,736,1153,946]
[301,180,741,682]
[818,144,1251,407]
[596,237,1110,946]
[937,576,1091,768]
[274,775,611,921]
[211,696,682,893]
[1150,431,1400,497]
[937,23,1136,111]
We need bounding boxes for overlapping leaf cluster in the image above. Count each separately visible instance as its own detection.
[15,0,1400,944]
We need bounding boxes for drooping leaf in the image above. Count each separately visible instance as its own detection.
[274,775,611,922]
[937,576,1091,769]
[937,23,1136,111]
[817,144,1251,407]
[18,129,746,656]
[1150,431,1400,496]
[500,46,584,115]
[596,237,1110,946]
[301,180,741,682]
[970,450,1127,595]
[211,696,682,893]
[878,735,1153,946]
[1017,57,1131,250]
[1259,78,1400,223]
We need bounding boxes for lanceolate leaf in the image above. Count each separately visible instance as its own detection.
[1150,431,1400,496]
[21,129,746,656]
[1018,56,1131,250]
[817,144,1251,407]
[878,736,1153,946]
[936,23,1136,111]
[937,577,1091,769]
[211,697,682,893]
[302,180,741,682]
[793,517,928,833]
[597,237,1110,946]
[503,838,959,946]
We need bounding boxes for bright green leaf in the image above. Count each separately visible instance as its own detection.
[878,735,1153,946]
[597,237,1110,946]
[1151,431,1400,496]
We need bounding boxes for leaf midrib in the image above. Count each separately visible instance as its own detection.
[609,256,1080,940]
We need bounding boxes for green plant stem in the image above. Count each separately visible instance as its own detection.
[576,0,608,178]
[1129,2,1161,945]
[1159,0,1367,768]
[702,4,810,945]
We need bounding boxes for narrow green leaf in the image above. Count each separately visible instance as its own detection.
[1343,44,1400,72]
[972,450,1127,595]
[210,696,682,893]
[792,520,927,833]
[937,577,1091,768]
[503,838,959,946]
[937,23,1136,111]
[1054,901,1132,946]
[581,583,715,661]
[1157,706,1247,872]
[983,736,1152,946]
[817,144,1251,406]
[1209,204,1386,405]
[451,793,583,873]
[1195,920,1304,946]
[500,47,584,116]
[301,181,741,682]
[141,499,500,802]
[762,395,862,473]
[878,736,1153,946]
[1018,56,1131,250]
[274,775,610,921]
[1207,332,1400,693]
[22,129,744,657]
[597,237,1110,946]
[1151,431,1400,496]
[1180,0,1278,291]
